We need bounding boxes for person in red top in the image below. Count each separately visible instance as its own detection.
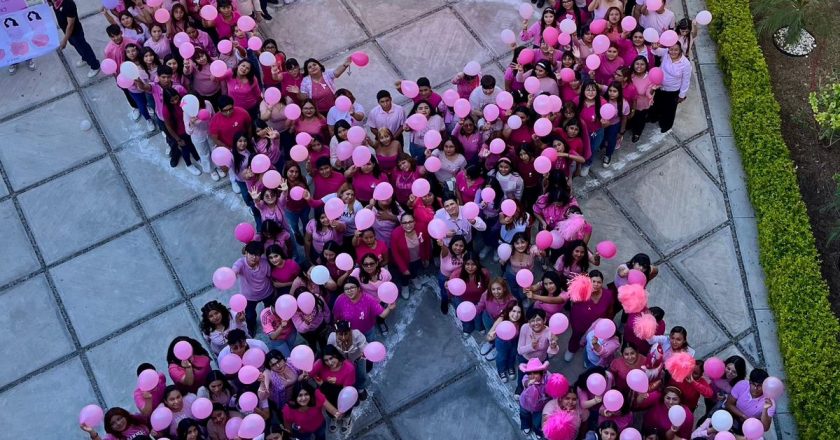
[282,382,342,440]
[390,212,432,299]
[209,95,253,149]
[311,157,347,199]
[670,362,714,412]
[307,346,356,435]
[448,251,491,334]
[351,228,388,265]
[165,337,211,394]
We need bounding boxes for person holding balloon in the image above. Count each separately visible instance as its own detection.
[307,346,357,434]
[516,309,560,394]
[80,407,151,440]
[637,0,676,35]
[153,385,198,437]
[260,296,298,357]
[648,41,692,134]
[260,350,303,410]
[641,386,694,439]
[518,358,552,436]
[725,368,778,433]
[500,232,541,300]
[705,355,747,417]
[232,241,274,335]
[297,57,352,114]
[332,277,396,341]
[328,320,371,399]
[167,337,212,394]
[103,10,149,45]
[390,212,432,298]
[282,381,341,440]
[486,302,526,381]
[162,88,203,173]
[196,370,237,407]
[475,277,518,358]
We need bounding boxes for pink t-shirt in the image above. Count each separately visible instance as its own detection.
[104,425,149,440]
[133,372,166,412]
[333,293,384,334]
[351,172,386,203]
[225,74,262,110]
[168,355,212,393]
[353,241,388,263]
[350,267,393,298]
[313,171,346,200]
[305,219,341,254]
[310,360,356,387]
[295,117,327,139]
[213,12,240,39]
[232,256,273,301]
[439,253,463,278]
[260,308,295,340]
[209,108,251,148]
[271,260,301,284]
[731,380,776,418]
[282,390,327,433]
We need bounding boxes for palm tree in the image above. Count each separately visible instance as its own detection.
[752,0,831,45]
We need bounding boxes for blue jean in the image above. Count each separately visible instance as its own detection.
[495,338,517,375]
[519,407,543,434]
[236,181,263,231]
[354,358,369,390]
[603,122,621,159]
[285,207,310,238]
[244,296,273,337]
[128,91,152,121]
[408,142,426,163]
[480,311,495,332]
[585,128,605,166]
[504,264,524,301]
[268,329,298,358]
[481,215,500,251]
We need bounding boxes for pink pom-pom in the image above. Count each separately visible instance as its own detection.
[632,312,657,340]
[617,284,648,314]
[568,274,592,302]
[665,352,696,382]
[557,214,586,242]
[546,373,570,399]
[543,410,578,440]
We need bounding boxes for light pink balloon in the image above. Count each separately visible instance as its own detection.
[541,147,557,162]
[150,407,173,431]
[481,187,496,202]
[347,126,366,145]
[542,26,559,46]
[336,253,354,271]
[337,141,354,160]
[524,76,541,94]
[290,145,309,162]
[696,10,712,26]
[603,389,624,412]
[377,281,399,304]
[447,278,467,296]
[290,186,305,201]
[355,208,375,230]
[239,414,265,439]
[116,74,133,89]
[742,418,764,439]
[586,54,602,70]
[489,138,506,154]
[462,202,480,220]
[443,89,460,106]
[101,58,117,75]
[424,130,441,149]
[497,243,512,261]
[643,28,660,43]
[463,61,481,76]
[628,269,647,286]
[335,95,352,112]
[704,357,725,380]
[225,417,242,440]
[648,67,664,85]
[596,241,617,259]
[427,218,447,240]
[496,320,517,340]
[352,146,372,167]
[350,51,369,66]
[137,369,159,391]
[586,373,607,395]
[251,154,270,173]
[483,104,500,122]
[259,51,277,67]
[411,178,431,197]
[242,348,265,367]
[297,291,316,314]
[191,397,213,419]
[364,341,386,362]
[174,340,193,360]
[230,294,247,313]
[337,386,359,412]
[290,345,315,371]
[424,156,442,172]
[456,301,476,321]
[549,313,569,334]
[401,80,419,98]
[659,29,678,47]
[594,318,616,339]
[762,376,784,399]
[549,95,563,113]
[518,2,533,19]
[210,59,227,78]
[238,365,260,384]
[262,170,282,189]
[557,32,571,46]
[559,19,576,34]
[600,103,617,120]
[668,405,687,426]
[645,0,663,10]
[324,198,345,220]
[593,35,610,54]
[284,103,302,120]
[496,91,514,110]
[237,15,256,32]
[373,182,394,201]
[235,222,256,243]
[79,405,104,427]
[501,199,517,216]
[501,29,516,45]
[619,428,642,440]
[626,369,649,393]
[454,99,471,118]
[516,269,534,288]
[264,87,281,105]
[621,16,637,32]
[219,354,242,374]
[533,95,552,116]
[535,230,553,250]
[247,36,261,51]
[534,117,552,136]
[217,40,233,54]
[213,267,236,290]
[238,392,258,411]
[295,132,312,147]
[154,8,170,23]
[275,294,298,320]
[199,5,217,20]
[714,432,736,440]
[507,115,523,129]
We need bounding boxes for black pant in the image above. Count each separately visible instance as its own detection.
[245,296,274,336]
[628,108,649,137]
[68,31,100,70]
[122,89,138,109]
[650,90,680,133]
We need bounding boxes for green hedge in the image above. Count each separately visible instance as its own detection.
[705,0,840,437]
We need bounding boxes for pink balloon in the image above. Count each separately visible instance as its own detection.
[557,32,571,46]
[174,340,193,360]
[542,27,559,46]
[137,369,159,391]
[116,74,133,89]
[489,138,506,154]
[239,414,265,438]
[401,80,419,98]
[668,405,687,426]
[549,95,563,113]
[263,170,282,189]
[646,0,663,10]
[456,301,476,321]
[290,345,315,371]
[454,99,472,118]
[742,418,764,439]
[242,348,265,367]
[191,397,213,419]
[516,269,534,288]
[364,341,386,362]
[715,432,736,440]
[225,417,242,440]
[518,2,533,19]
[424,130,442,149]
[335,95,352,112]
[621,16,637,32]
[146,0,162,7]
[619,428,642,440]
[238,392,258,411]
[551,230,564,249]
[337,141,354,161]
[628,269,647,286]
[150,407,173,431]
[500,29,516,45]
[424,156,442,172]
[659,29,678,47]
[290,186,305,201]
[483,104,500,122]
[251,154,270,173]
[295,130,312,145]
[355,208,375,230]
[603,389,624,412]
[481,187,496,202]
[586,54,602,71]
[264,87,281,105]
[210,60,228,78]
[79,405,104,427]
[274,294,297,320]
[230,294,247,313]
[595,241,617,259]
[259,51,276,67]
[626,369,649,393]
[198,109,211,121]
[462,202,480,220]
[541,147,558,162]
[496,91,514,110]
[235,222,255,243]
[373,182,394,201]
[352,146,372,167]
[350,51,369,67]
[524,76,541,94]
[501,199,517,216]
[704,357,725,380]
[284,103,302,120]
[600,103,617,120]
[427,218,447,240]
[559,19,577,35]
[586,373,607,395]
[648,67,664,85]
[297,291,316,314]
[762,376,784,399]
[247,36,262,51]
[496,321,517,340]
[237,15,256,32]
[463,61,481,76]
[593,34,610,54]
[643,28,660,43]
[534,118,552,136]
[443,89,460,107]
[154,8,170,23]
[497,243,512,261]
[549,313,569,334]
[696,10,713,26]
[217,40,233,54]
[324,198,345,220]
[590,18,607,34]
[347,126,367,145]
[290,145,309,162]
[377,281,399,304]
[411,178,431,197]
[100,58,117,75]
[594,318,616,339]
[238,365,260,384]
[337,387,359,413]
[533,95,552,116]
[517,48,535,65]
[336,253,354,271]
[535,230,553,250]
[199,4,217,20]
[447,278,467,296]
[213,267,236,290]
[219,354,242,374]
[507,115,523,129]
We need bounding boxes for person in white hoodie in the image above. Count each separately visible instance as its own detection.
[184,98,221,180]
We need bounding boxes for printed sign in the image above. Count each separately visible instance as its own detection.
[0,1,59,67]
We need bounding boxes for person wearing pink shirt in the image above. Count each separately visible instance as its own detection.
[344,159,387,205]
[332,277,396,340]
[297,57,351,114]
[641,386,694,439]
[267,244,300,295]
[476,278,518,358]
[309,346,357,435]
[204,0,240,39]
[599,81,630,166]
[223,60,262,119]
[351,230,388,265]
[132,363,166,418]
[705,355,746,417]
[520,7,558,47]
[291,292,330,352]
[516,309,560,394]
[79,407,150,440]
[567,270,615,361]
[104,25,141,119]
[283,382,341,440]
[260,300,297,357]
[726,369,776,433]
[608,342,645,394]
[515,60,560,96]
[166,337,212,394]
[233,241,274,335]
[184,48,222,105]
[637,1,676,34]
[368,91,406,143]
[304,207,346,261]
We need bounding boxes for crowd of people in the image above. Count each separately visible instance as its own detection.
[54,0,787,438]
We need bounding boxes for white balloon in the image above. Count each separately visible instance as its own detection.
[711,410,734,432]
[507,114,522,130]
[668,405,686,427]
[311,265,330,285]
[119,61,139,80]
[79,120,92,131]
[181,94,199,117]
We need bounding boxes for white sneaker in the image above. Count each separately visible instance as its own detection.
[129,108,140,121]
[480,342,493,355]
[186,165,202,176]
[484,347,496,361]
[580,165,591,177]
[210,170,220,181]
[75,59,87,67]
[217,168,227,178]
[231,182,241,193]
[564,350,574,362]
[165,145,171,156]
[8,64,17,75]
[144,119,155,132]
[87,68,99,78]
[27,59,36,70]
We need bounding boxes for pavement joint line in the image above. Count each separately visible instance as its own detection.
[656,220,732,263]
[333,0,406,80]
[586,139,683,192]
[599,186,666,260]
[680,135,723,186]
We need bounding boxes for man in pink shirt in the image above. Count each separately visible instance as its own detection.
[209,95,253,149]
[104,24,141,120]
[311,157,347,199]
[367,90,405,143]
[151,65,188,166]
[726,369,776,433]
[232,242,274,335]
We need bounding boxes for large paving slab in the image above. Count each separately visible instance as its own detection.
[343,0,447,35]
[0,52,73,119]
[0,200,40,286]
[262,0,367,60]
[453,0,522,58]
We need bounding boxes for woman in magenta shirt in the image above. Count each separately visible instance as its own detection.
[345,158,387,205]
[294,99,329,142]
[642,387,694,439]
[576,80,608,173]
[567,270,615,357]
[166,337,211,394]
[184,49,221,104]
[224,60,261,119]
[267,244,300,295]
[332,277,396,340]
[282,382,341,440]
[304,207,346,261]
[80,407,150,440]
[448,251,491,334]
[451,116,483,164]
[308,346,357,434]
[351,230,389,266]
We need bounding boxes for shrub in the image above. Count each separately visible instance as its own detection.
[706,0,840,437]
[809,81,840,148]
